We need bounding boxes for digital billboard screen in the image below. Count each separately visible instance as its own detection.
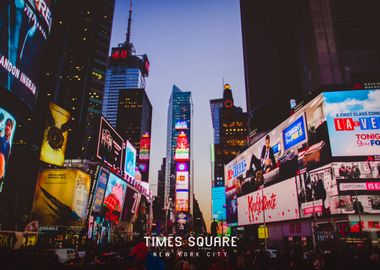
[324,89,380,157]
[176,171,189,190]
[0,0,53,108]
[31,169,91,227]
[121,186,141,223]
[125,140,136,178]
[97,117,124,172]
[282,114,307,150]
[103,172,127,222]
[40,103,71,166]
[138,133,150,161]
[212,187,226,221]
[175,191,189,212]
[0,107,16,192]
[91,167,109,214]
[175,131,189,161]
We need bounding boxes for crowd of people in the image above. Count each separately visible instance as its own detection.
[1,235,380,270]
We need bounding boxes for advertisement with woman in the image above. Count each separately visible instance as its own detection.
[103,173,127,222]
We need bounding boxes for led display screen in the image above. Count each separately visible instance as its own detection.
[125,140,136,178]
[97,117,124,172]
[0,0,53,108]
[103,172,127,222]
[324,89,380,157]
[0,107,16,192]
[212,187,226,220]
[40,103,71,166]
[31,169,91,227]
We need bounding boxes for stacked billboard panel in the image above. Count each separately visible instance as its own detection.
[230,89,380,227]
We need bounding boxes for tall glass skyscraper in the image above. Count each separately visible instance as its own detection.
[102,49,149,127]
[165,85,193,230]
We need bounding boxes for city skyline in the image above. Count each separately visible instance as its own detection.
[110,0,246,228]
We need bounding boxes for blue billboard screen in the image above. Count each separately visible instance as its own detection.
[212,187,226,220]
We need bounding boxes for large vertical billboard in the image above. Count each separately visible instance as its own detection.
[174,131,189,161]
[124,141,136,179]
[176,171,189,190]
[31,169,91,227]
[102,172,127,222]
[175,191,189,212]
[121,186,141,223]
[97,117,124,172]
[0,0,53,108]
[91,167,109,214]
[237,178,299,226]
[40,103,71,166]
[324,89,380,157]
[212,187,226,221]
[0,107,16,192]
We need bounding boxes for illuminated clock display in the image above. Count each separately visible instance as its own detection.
[224,100,233,108]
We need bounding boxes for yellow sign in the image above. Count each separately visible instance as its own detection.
[31,169,91,227]
[40,103,71,166]
[258,226,269,239]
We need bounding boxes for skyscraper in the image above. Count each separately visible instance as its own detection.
[240,0,380,133]
[116,88,152,182]
[210,84,248,187]
[165,85,193,230]
[39,0,116,160]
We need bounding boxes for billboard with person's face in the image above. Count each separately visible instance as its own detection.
[0,0,53,108]
[31,169,91,227]
[121,186,141,223]
[40,103,71,166]
[324,89,380,157]
[0,107,16,192]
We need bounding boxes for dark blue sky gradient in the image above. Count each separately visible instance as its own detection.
[110,0,246,229]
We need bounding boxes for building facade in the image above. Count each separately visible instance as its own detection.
[165,85,193,230]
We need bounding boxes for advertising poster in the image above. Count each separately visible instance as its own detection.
[125,140,136,178]
[31,169,91,227]
[97,117,123,172]
[237,178,299,226]
[211,187,226,220]
[0,107,16,192]
[91,167,109,214]
[0,0,53,108]
[40,103,71,166]
[174,131,189,161]
[176,171,189,190]
[296,165,340,217]
[121,186,141,223]
[282,114,307,151]
[263,178,300,223]
[324,90,380,157]
[237,189,264,226]
[175,190,189,212]
[103,172,127,221]
[332,161,380,179]
[138,133,150,161]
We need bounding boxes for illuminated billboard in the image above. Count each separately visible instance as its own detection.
[40,103,71,166]
[0,107,16,192]
[175,191,189,212]
[121,186,141,223]
[103,172,127,222]
[212,187,226,220]
[175,121,188,130]
[138,133,150,161]
[0,0,53,108]
[324,89,380,157]
[238,178,299,226]
[282,114,307,150]
[31,169,91,227]
[97,117,123,172]
[174,131,189,161]
[176,171,189,190]
[125,141,136,178]
[91,167,109,214]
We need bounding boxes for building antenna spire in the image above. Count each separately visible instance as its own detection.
[126,0,133,45]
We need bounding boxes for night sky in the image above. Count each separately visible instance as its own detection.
[110,0,246,230]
